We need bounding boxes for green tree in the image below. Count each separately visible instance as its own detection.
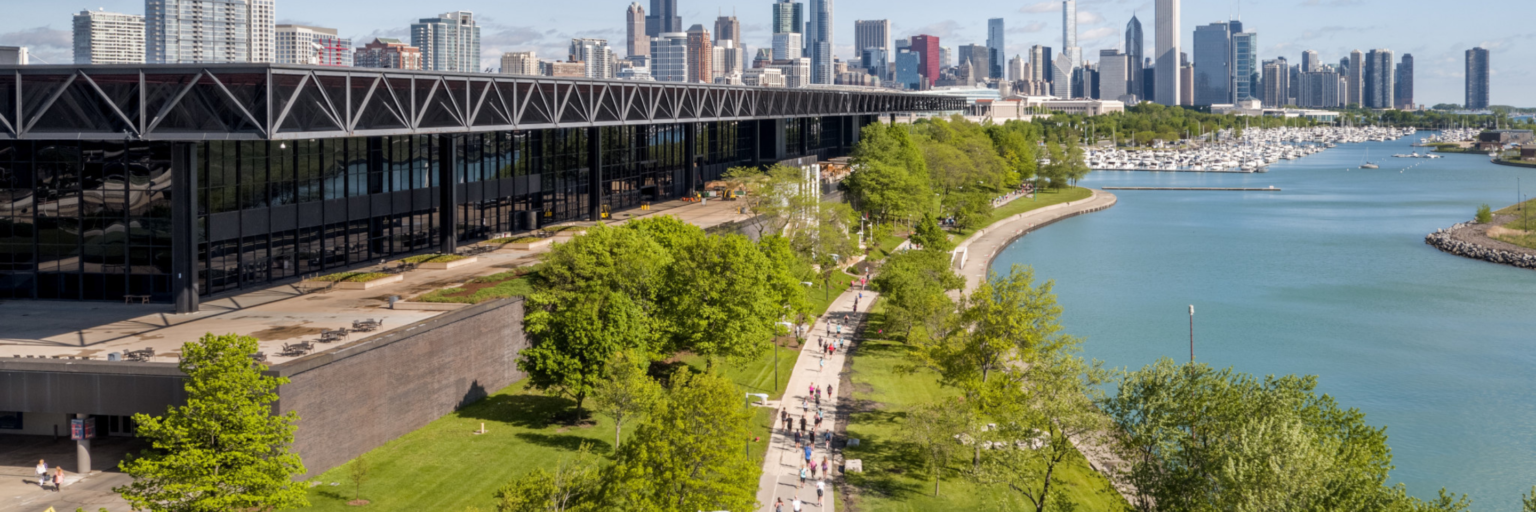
[1476,204,1493,223]
[661,233,781,365]
[846,123,935,223]
[976,350,1107,512]
[623,215,706,256]
[902,400,970,497]
[1522,485,1536,512]
[910,213,955,253]
[871,248,963,344]
[522,225,671,415]
[115,333,307,512]
[493,443,604,512]
[789,200,860,268]
[605,370,760,511]
[348,454,369,504]
[590,350,662,449]
[758,234,814,325]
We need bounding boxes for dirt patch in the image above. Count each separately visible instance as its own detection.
[347,499,371,506]
[248,325,325,341]
[136,334,164,340]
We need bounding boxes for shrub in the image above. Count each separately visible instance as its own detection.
[400,254,468,264]
[1476,204,1493,223]
[311,272,391,283]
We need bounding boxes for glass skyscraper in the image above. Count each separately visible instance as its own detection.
[986,18,1005,80]
[1192,22,1230,106]
[1231,32,1258,102]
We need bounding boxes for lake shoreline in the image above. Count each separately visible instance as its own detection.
[1425,218,1536,271]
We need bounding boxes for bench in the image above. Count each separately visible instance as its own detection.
[122,347,155,362]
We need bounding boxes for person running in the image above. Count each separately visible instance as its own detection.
[810,461,818,479]
[792,497,804,512]
[775,497,785,512]
[819,355,825,372]
[803,444,813,465]
[828,383,835,398]
[799,466,808,489]
[822,456,830,476]
[799,416,807,434]
[817,479,826,506]
[35,460,47,490]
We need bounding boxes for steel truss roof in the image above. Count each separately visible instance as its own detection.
[0,64,964,141]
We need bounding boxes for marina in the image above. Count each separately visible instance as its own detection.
[1088,126,1419,173]
[1100,187,1282,191]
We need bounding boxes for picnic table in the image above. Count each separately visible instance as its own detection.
[280,341,314,357]
[123,294,151,304]
[123,347,155,362]
[351,319,382,332]
[320,328,350,343]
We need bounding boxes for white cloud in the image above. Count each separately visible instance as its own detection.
[1007,21,1048,34]
[1020,2,1057,13]
[1081,27,1117,43]
[0,26,69,64]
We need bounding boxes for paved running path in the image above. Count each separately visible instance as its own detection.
[754,286,875,512]
[955,190,1118,292]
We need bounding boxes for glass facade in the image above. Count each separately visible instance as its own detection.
[0,117,855,301]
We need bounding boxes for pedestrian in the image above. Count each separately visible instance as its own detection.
[822,456,830,476]
[814,392,820,407]
[828,383,835,398]
[799,416,807,434]
[824,429,833,449]
[794,430,801,445]
[819,355,825,372]
[52,467,63,492]
[798,466,808,489]
[35,459,47,490]
[810,461,818,479]
[775,497,785,512]
[817,479,826,506]
[793,497,804,512]
[804,444,813,465]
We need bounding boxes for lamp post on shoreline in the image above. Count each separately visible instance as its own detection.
[1188,304,1195,363]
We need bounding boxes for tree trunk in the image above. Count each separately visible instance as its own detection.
[1036,459,1057,512]
[615,419,623,449]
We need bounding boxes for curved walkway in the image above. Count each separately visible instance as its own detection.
[955,190,1119,291]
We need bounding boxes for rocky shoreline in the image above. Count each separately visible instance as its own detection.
[1425,220,1536,270]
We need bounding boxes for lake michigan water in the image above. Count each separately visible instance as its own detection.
[991,135,1536,509]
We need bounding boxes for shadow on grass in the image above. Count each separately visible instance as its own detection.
[454,392,576,429]
[514,432,612,453]
[842,412,929,500]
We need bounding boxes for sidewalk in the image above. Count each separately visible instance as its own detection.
[955,190,1118,292]
[754,285,876,512]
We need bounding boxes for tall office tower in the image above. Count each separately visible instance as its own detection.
[1231,32,1258,102]
[685,25,712,83]
[861,48,887,80]
[941,47,952,68]
[1055,0,1081,97]
[146,0,273,63]
[713,40,744,80]
[1181,63,1193,105]
[895,46,921,89]
[73,9,145,64]
[0,46,28,65]
[958,44,990,84]
[713,15,742,49]
[411,12,481,72]
[807,0,833,84]
[1125,15,1143,102]
[1301,50,1319,72]
[1339,57,1349,74]
[650,33,689,82]
[1098,49,1129,102]
[1364,49,1394,109]
[854,20,890,71]
[355,38,422,69]
[627,3,648,58]
[1345,50,1364,106]
[1191,22,1230,105]
[500,51,538,75]
[911,35,940,87]
[1465,47,1489,109]
[1395,54,1414,109]
[570,38,615,79]
[987,18,1005,79]
[1030,45,1053,84]
[1298,70,1342,107]
[1288,64,1301,106]
[275,25,351,66]
[1154,0,1180,105]
[1262,59,1289,107]
[1008,54,1025,81]
[646,0,682,37]
[771,0,804,60]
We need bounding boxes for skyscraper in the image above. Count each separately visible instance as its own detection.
[714,40,744,80]
[1346,50,1364,107]
[627,3,647,58]
[854,20,890,76]
[1466,47,1489,109]
[355,38,422,70]
[1008,54,1024,81]
[1191,22,1230,106]
[1056,0,1081,98]
[275,25,351,67]
[807,0,834,84]
[686,25,712,83]
[910,35,940,88]
[895,45,921,89]
[1395,54,1414,109]
[570,38,615,79]
[861,48,887,82]
[1230,32,1258,102]
[146,0,274,64]
[958,44,989,84]
[1029,45,1053,84]
[987,18,1005,80]
[411,11,481,72]
[500,51,537,75]
[1262,58,1289,107]
[1364,49,1394,109]
[1301,50,1319,72]
[74,9,145,65]
[1099,49,1128,102]
[650,32,689,82]
[1155,0,1180,105]
[1298,70,1342,108]
[646,0,682,37]
[771,0,804,60]
[714,15,741,49]
[1125,15,1143,103]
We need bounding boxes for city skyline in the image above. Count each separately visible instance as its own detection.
[0,0,1526,105]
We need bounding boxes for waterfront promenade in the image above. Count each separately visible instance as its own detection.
[955,190,1119,291]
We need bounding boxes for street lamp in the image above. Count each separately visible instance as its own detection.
[1188,305,1195,363]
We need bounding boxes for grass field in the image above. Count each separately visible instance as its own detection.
[1492,198,1536,249]
[955,186,1094,243]
[869,233,909,262]
[839,303,1129,512]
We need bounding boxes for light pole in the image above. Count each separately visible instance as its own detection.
[1188,305,1195,363]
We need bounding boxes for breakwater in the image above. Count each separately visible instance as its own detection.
[1425,223,1536,270]
[1102,187,1281,191]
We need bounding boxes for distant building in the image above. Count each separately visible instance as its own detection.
[770,58,812,88]
[1030,45,1053,84]
[771,0,803,61]
[714,15,741,49]
[686,25,712,83]
[650,32,689,82]
[958,44,990,85]
[500,51,538,75]
[73,9,145,64]
[1262,58,1289,107]
[807,0,833,84]
[275,25,352,67]
[0,46,27,65]
[743,67,785,87]
[1180,63,1193,106]
[1230,32,1258,102]
[1098,49,1129,102]
[146,0,274,64]
[569,39,615,79]
[986,18,1005,79]
[1395,54,1414,109]
[911,35,940,88]
[895,46,922,90]
[354,38,422,70]
[1125,15,1144,102]
[626,3,647,58]
[1301,50,1319,72]
[713,40,745,81]
[1298,71,1343,108]
[1154,0,1179,105]
[1346,50,1364,106]
[411,11,481,72]
[1191,22,1230,106]
[1466,47,1490,110]
[645,0,682,37]
[543,61,586,77]
[1364,49,1395,109]
[855,19,890,76]
[861,48,887,83]
[1045,98,1125,116]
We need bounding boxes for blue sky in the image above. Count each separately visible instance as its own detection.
[3,0,1530,106]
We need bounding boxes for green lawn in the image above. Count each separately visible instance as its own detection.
[1492,198,1536,249]
[679,340,801,400]
[839,303,1130,512]
[297,381,617,511]
[956,186,1095,243]
[869,233,909,262]
[809,269,859,318]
